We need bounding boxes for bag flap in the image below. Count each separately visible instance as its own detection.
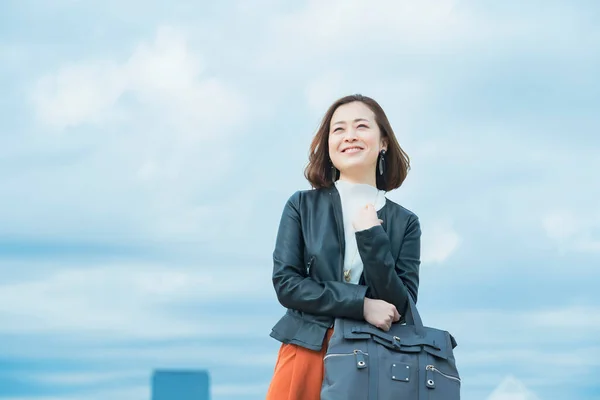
[343,321,456,360]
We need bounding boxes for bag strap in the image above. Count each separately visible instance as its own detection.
[404,294,425,336]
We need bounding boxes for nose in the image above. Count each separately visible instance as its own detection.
[344,128,358,141]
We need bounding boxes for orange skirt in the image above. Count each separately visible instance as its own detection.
[266,328,334,400]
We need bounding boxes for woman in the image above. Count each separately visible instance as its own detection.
[266,94,421,400]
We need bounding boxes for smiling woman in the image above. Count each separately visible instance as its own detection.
[265,94,422,399]
[305,94,410,191]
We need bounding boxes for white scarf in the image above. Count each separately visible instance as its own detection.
[335,179,387,284]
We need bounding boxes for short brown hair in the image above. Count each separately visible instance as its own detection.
[304,94,410,191]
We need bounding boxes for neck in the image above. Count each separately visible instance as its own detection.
[338,170,377,188]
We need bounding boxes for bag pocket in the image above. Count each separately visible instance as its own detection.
[321,350,369,400]
[377,347,419,400]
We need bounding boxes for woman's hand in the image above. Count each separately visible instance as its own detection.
[363,298,400,331]
[352,204,383,232]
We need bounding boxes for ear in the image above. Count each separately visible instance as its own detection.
[380,137,388,152]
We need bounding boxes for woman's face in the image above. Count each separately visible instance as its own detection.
[328,101,386,180]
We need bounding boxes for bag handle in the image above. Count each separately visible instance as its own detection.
[403,294,425,336]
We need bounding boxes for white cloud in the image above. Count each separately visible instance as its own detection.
[25,370,146,386]
[27,25,248,202]
[542,211,600,253]
[2,380,268,400]
[31,26,247,133]
[2,26,255,241]
[258,0,468,67]
[84,344,279,367]
[305,71,345,115]
[213,382,269,396]
[2,386,149,400]
[403,131,600,261]
[32,60,127,129]
[486,375,541,400]
[2,397,66,400]
[530,306,600,331]
[420,220,460,264]
[424,306,600,390]
[430,307,600,348]
[87,386,150,400]
[258,0,595,71]
[460,346,600,372]
[420,304,600,391]
[0,42,33,72]
[542,211,585,241]
[23,370,271,399]
[0,262,274,340]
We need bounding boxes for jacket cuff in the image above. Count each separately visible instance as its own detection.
[350,284,368,320]
[355,224,386,241]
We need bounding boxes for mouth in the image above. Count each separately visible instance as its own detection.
[341,146,364,154]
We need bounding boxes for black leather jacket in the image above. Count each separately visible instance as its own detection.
[270,185,421,351]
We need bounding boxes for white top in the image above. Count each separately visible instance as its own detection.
[335,179,387,284]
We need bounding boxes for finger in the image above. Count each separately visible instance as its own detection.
[393,308,401,321]
[378,219,384,224]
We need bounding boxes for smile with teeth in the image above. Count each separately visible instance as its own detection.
[342,147,363,153]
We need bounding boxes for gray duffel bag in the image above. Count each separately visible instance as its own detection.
[321,296,460,400]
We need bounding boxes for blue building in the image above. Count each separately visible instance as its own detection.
[151,369,210,400]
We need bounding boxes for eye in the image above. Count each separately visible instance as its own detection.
[357,124,368,129]
[332,127,343,133]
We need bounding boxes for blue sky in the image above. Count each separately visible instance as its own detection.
[1,1,599,399]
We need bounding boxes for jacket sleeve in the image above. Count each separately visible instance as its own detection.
[355,215,421,317]
[272,192,368,321]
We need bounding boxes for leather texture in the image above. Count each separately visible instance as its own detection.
[269,185,421,351]
[320,296,461,400]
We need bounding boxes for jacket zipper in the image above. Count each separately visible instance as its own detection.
[329,190,345,281]
[426,365,461,383]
